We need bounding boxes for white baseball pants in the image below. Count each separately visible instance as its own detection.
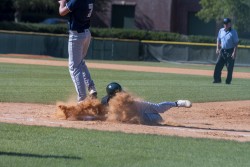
[68,30,95,101]
[136,101,177,124]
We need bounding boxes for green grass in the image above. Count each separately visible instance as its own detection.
[87,60,250,72]
[0,123,250,167]
[0,62,250,104]
[1,53,250,72]
[0,63,75,103]
[0,61,250,167]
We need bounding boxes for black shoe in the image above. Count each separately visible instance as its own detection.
[225,82,231,85]
[213,81,221,84]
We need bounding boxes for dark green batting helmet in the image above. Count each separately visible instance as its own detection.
[106,82,122,97]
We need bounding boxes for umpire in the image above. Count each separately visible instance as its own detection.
[213,18,239,84]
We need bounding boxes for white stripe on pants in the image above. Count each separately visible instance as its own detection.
[68,30,95,101]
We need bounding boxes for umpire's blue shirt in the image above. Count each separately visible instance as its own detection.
[66,0,94,31]
[217,28,239,49]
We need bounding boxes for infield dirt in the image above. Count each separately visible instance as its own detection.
[0,54,250,142]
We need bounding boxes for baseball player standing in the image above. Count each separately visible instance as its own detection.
[58,0,97,102]
[213,18,239,84]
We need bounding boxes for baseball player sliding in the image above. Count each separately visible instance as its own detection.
[101,82,192,125]
[58,82,192,125]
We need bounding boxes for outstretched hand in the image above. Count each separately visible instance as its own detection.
[58,0,66,5]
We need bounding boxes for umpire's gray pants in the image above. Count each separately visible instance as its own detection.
[68,30,95,101]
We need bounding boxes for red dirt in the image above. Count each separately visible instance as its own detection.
[0,54,250,142]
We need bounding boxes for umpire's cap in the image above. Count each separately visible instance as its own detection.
[223,18,231,24]
[106,82,122,97]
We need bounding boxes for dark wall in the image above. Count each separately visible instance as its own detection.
[135,0,172,31]
[92,0,205,35]
[171,0,201,34]
[0,0,15,21]
[92,0,172,31]
[92,0,137,28]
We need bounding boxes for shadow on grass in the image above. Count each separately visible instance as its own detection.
[0,151,82,160]
[159,124,250,133]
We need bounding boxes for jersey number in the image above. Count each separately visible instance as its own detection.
[87,4,93,18]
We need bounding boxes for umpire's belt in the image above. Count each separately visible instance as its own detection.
[221,48,234,53]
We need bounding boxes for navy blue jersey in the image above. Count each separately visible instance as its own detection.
[66,0,94,31]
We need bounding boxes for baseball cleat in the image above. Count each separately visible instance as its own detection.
[89,89,97,98]
[176,100,192,108]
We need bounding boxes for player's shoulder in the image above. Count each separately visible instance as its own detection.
[218,28,224,34]
[220,28,226,32]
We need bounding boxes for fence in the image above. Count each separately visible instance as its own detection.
[141,40,250,66]
[0,30,250,66]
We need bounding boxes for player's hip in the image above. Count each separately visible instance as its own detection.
[68,29,91,41]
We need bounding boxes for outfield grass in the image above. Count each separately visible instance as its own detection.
[0,62,250,104]
[88,60,250,73]
[0,61,250,167]
[1,53,250,72]
[0,123,250,167]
